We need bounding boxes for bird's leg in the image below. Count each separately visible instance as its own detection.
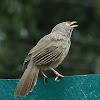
[41,70,48,85]
[49,67,63,82]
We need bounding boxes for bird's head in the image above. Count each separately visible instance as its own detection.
[51,21,78,38]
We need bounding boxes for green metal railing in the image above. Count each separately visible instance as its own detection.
[0,74,100,100]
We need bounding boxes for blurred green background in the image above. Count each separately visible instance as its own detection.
[0,0,100,79]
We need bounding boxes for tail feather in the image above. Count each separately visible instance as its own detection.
[14,60,39,98]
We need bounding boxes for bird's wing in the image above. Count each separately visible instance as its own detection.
[23,34,51,67]
[32,46,63,65]
[23,41,49,67]
[23,33,64,67]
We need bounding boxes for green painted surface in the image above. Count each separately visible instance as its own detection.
[0,75,100,100]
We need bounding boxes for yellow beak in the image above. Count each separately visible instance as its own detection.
[69,21,78,28]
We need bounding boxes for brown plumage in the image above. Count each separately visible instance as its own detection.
[14,21,78,98]
[14,60,39,98]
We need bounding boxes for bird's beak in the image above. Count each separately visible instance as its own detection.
[69,21,78,28]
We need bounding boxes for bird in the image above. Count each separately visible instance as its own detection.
[14,21,78,98]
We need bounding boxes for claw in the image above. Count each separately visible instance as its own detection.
[55,75,63,82]
[55,76,60,82]
[49,67,63,82]
[43,75,48,85]
[41,70,48,85]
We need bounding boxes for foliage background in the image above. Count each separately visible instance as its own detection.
[0,0,100,79]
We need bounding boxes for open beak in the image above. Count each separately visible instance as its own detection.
[69,21,78,28]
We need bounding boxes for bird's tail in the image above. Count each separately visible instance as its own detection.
[14,60,39,98]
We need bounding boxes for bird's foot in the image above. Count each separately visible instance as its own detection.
[55,74,63,82]
[49,67,63,82]
[41,71,48,85]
